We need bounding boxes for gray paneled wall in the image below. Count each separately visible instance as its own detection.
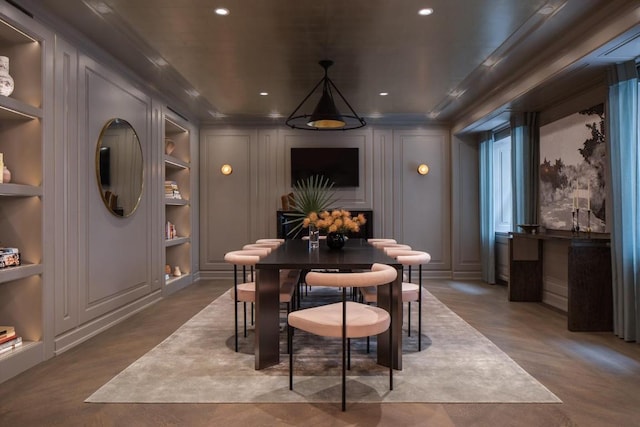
[200,125,481,279]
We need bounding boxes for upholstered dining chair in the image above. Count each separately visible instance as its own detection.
[288,263,397,411]
[367,238,397,246]
[256,238,284,245]
[224,248,297,352]
[361,249,430,351]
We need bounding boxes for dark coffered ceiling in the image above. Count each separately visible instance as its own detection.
[12,0,640,130]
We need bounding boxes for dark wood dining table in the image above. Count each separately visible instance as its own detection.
[254,238,403,370]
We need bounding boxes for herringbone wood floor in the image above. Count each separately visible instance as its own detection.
[1,278,639,426]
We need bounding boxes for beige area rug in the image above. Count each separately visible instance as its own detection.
[86,286,561,404]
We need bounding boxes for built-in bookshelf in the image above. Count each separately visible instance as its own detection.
[0,10,46,383]
[163,115,192,292]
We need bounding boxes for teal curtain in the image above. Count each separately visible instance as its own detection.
[479,132,495,284]
[510,112,540,227]
[607,61,640,342]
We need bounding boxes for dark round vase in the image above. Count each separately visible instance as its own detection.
[326,232,346,250]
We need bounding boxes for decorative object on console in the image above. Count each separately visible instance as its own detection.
[517,224,540,234]
[173,266,182,277]
[0,56,14,96]
[0,247,20,268]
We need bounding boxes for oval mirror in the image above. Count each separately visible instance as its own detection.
[95,118,144,217]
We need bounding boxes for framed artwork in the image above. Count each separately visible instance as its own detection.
[539,104,605,232]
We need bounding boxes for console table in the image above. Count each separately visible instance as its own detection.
[509,231,613,332]
[276,209,373,239]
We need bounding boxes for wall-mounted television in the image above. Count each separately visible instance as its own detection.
[290,147,359,187]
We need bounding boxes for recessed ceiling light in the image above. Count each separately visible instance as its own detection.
[259,92,269,96]
[379,92,388,96]
[185,88,200,97]
[215,7,230,16]
[209,110,227,119]
[418,8,434,16]
[427,111,440,119]
[268,112,283,118]
[149,57,168,67]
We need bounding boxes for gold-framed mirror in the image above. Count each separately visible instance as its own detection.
[95,118,143,217]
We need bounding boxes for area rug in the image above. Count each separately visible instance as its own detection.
[86,286,561,404]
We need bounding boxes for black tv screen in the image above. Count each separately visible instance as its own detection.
[291,147,359,187]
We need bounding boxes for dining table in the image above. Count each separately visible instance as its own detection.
[254,238,403,370]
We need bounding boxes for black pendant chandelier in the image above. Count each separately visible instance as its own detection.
[285,60,366,131]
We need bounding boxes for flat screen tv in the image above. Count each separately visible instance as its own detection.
[290,147,359,187]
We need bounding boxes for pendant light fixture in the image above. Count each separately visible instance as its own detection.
[285,60,366,131]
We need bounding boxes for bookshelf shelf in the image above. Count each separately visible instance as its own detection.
[163,114,193,294]
[0,8,47,384]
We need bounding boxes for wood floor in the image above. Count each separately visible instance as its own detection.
[1,278,639,426]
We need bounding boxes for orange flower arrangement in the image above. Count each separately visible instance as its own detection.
[303,209,366,234]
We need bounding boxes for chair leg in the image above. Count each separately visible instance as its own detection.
[389,282,393,391]
[341,287,347,412]
[407,301,412,337]
[288,323,294,390]
[243,302,248,338]
[347,338,351,370]
[418,265,423,351]
[234,266,239,352]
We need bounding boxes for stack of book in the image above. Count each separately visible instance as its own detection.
[164,180,182,199]
[166,221,177,240]
[0,326,22,355]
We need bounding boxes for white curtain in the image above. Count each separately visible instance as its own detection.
[479,132,495,284]
[607,61,640,342]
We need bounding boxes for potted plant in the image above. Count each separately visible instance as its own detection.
[284,175,338,238]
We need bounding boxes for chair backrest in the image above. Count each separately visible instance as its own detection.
[224,250,264,266]
[387,249,431,266]
[252,240,281,249]
[370,240,402,249]
[383,244,412,255]
[242,244,273,254]
[256,238,284,245]
[305,263,397,288]
[368,238,396,245]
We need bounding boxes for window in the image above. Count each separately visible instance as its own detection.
[493,128,512,233]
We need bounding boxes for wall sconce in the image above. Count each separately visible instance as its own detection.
[220,164,233,175]
[417,164,430,175]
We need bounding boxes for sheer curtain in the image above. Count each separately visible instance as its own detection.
[479,132,495,284]
[607,61,640,342]
[510,112,540,227]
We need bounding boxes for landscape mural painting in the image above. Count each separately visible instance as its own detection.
[539,104,606,232]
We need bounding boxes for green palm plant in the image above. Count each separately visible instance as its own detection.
[285,174,339,238]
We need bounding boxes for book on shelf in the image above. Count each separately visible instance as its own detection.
[166,221,177,240]
[164,180,182,199]
[0,326,15,338]
[0,331,17,345]
[0,335,22,354]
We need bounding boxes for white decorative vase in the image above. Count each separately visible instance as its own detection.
[0,56,14,97]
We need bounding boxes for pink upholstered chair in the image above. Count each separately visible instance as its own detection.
[288,263,397,411]
[361,250,430,351]
[224,249,297,352]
